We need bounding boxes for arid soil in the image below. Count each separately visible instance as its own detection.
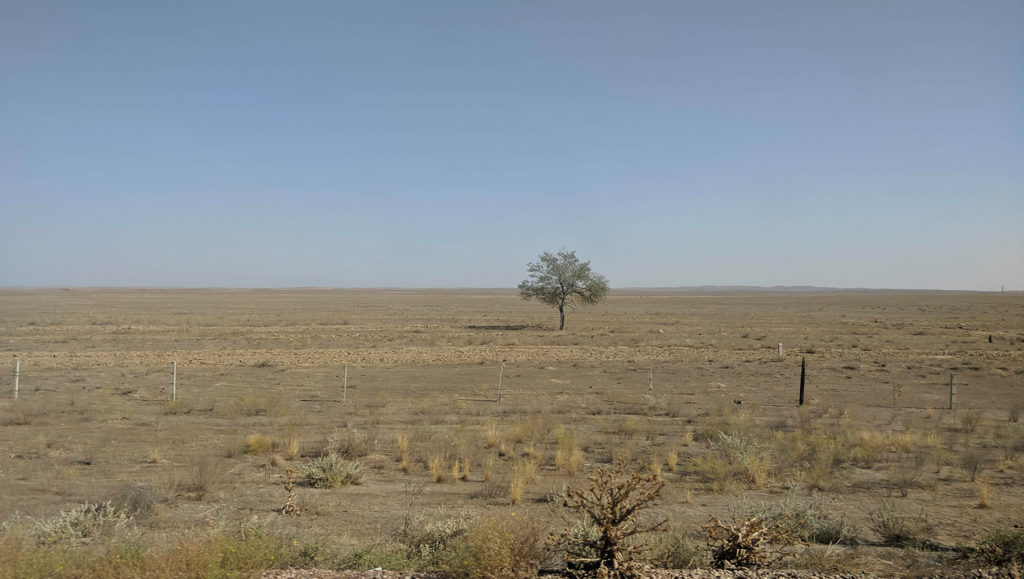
[1,289,1022,575]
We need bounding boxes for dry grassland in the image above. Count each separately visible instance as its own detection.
[1,288,1022,575]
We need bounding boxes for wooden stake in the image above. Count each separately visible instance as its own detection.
[170,361,177,401]
[497,363,504,403]
[798,357,806,406]
[949,373,957,411]
[648,367,653,391]
[12,360,19,400]
[343,365,348,402]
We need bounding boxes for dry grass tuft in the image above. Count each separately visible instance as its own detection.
[428,454,447,483]
[976,483,992,509]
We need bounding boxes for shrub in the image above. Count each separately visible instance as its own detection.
[244,433,275,454]
[552,461,667,577]
[185,454,222,500]
[959,450,986,482]
[702,515,797,568]
[400,510,474,565]
[892,452,925,497]
[961,412,980,434]
[301,454,364,488]
[691,453,733,493]
[455,512,549,578]
[974,528,1024,567]
[341,541,418,571]
[650,532,705,569]
[108,483,159,518]
[741,493,858,545]
[330,429,373,459]
[18,501,134,546]
[867,499,919,545]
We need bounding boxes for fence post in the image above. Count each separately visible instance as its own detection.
[949,373,957,411]
[798,357,806,406]
[170,362,177,401]
[12,360,19,400]
[648,367,653,391]
[778,343,783,361]
[343,365,348,402]
[496,363,504,403]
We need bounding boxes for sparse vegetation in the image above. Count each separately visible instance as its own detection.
[2,289,1021,577]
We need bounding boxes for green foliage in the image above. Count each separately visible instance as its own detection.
[402,511,473,562]
[17,501,134,546]
[518,249,608,330]
[341,541,419,571]
[0,521,315,578]
[974,528,1024,567]
[740,493,858,545]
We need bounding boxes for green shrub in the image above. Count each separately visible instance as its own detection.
[17,501,135,546]
[399,510,474,566]
[974,528,1024,567]
[301,454,364,488]
[741,493,858,545]
[341,541,418,571]
[0,521,311,577]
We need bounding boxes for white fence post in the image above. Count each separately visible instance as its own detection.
[12,360,19,399]
[170,362,177,401]
[778,343,783,361]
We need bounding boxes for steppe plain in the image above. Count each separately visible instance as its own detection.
[1,288,1023,575]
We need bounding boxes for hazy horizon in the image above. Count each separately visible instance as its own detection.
[0,284,1015,294]
[2,1,1021,291]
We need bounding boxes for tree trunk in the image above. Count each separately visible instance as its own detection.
[559,305,565,330]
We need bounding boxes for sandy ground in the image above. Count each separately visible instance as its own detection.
[1,289,1022,575]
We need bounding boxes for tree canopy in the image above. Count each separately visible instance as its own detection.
[518,250,609,330]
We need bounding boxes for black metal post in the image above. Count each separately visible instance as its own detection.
[799,357,806,406]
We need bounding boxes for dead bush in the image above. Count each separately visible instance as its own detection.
[551,461,667,577]
[702,515,798,569]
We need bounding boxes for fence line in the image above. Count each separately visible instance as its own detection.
[0,358,993,416]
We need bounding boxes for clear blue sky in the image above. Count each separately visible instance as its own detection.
[2,1,1021,290]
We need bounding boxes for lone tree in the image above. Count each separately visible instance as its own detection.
[518,249,608,330]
